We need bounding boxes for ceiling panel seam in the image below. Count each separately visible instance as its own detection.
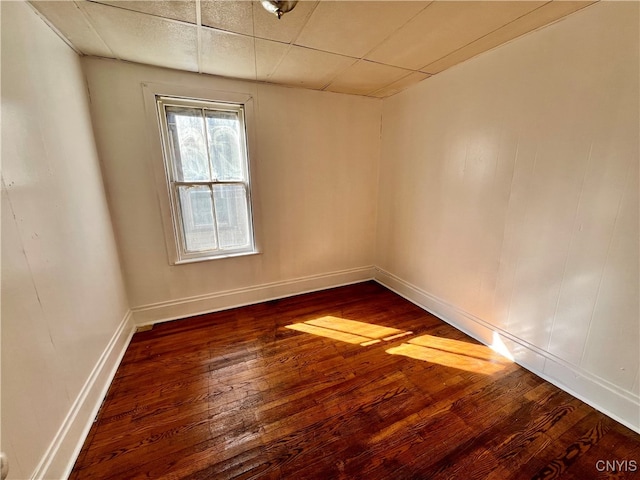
[420,0,555,74]
[196,0,203,74]
[321,1,434,95]
[75,0,119,60]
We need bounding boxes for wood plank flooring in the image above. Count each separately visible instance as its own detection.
[70,282,640,479]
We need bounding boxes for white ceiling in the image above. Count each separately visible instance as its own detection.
[30,0,596,98]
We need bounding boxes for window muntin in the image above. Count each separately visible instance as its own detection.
[157,96,256,262]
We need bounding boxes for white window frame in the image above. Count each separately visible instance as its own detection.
[143,84,260,265]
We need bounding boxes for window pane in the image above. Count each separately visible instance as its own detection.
[166,107,210,182]
[177,185,218,252]
[205,110,245,181]
[213,184,250,249]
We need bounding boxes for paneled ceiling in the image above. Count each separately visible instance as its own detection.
[30,0,596,98]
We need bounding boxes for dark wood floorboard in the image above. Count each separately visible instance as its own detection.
[70,282,639,479]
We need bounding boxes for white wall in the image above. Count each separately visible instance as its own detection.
[81,58,381,324]
[1,3,131,478]
[376,1,639,430]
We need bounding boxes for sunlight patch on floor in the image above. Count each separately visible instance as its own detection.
[407,334,512,364]
[286,317,513,375]
[385,334,512,374]
[286,322,371,345]
[385,342,506,374]
[285,316,413,346]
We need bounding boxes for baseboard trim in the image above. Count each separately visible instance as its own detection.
[374,267,640,434]
[31,310,135,479]
[131,266,376,326]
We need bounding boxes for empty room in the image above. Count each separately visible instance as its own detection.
[2,0,639,479]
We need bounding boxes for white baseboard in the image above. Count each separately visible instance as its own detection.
[132,266,376,326]
[374,267,640,434]
[31,310,135,480]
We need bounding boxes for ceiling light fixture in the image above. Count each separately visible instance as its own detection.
[260,0,298,19]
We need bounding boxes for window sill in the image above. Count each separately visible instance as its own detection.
[173,249,260,265]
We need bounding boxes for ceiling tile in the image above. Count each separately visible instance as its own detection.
[200,27,256,79]
[200,1,253,35]
[200,29,287,82]
[30,1,114,57]
[88,0,197,24]
[422,1,597,74]
[269,45,356,90]
[255,38,290,81]
[369,71,430,98]
[325,60,412,96]
[79,1,198,72]
[366,1,545,70]
[295,1,429,58]
[252,0,318,43]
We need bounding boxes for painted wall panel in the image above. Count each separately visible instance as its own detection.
[82,59,381,312]
[378,1,639,426]
[1,3,130,478]
[582,157,639,390]
[548,101,637,365]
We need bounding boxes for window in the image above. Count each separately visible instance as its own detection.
[156,95,256,263]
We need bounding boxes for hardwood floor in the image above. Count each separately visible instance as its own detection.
[70,282,639,479]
